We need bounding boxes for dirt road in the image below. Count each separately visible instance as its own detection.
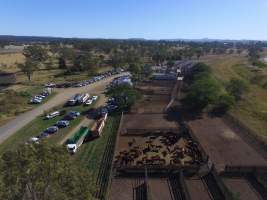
[0,73,127,144]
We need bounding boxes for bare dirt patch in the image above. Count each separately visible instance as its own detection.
[108,177,174,200]
[120,114,179,135]
[223,177,262,200]
[185,178,213,200]
[188,117,267,172]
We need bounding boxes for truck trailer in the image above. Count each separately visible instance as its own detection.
[66,126,90,153]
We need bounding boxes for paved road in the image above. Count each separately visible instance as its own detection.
[0,73,127,144]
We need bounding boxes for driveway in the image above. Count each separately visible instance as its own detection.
[0,73,127,144]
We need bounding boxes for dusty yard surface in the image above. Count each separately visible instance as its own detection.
[108,177,174,200]
[185,178,212,200]
[188,117,267,172]
[135,84,172,95]
[223,178,263,200]
[120,114,179,135]
[131,95,171,113]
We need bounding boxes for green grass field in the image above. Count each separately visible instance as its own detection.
[201,53,267,143]
[0,103,95,155]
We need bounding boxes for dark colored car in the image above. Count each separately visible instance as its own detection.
[45,126,59,134]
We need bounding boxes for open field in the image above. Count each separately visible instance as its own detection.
[188,117,267,172]
[200,53,267,144]
[0,52,24,72]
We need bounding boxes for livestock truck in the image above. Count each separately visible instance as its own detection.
[66,126,90,153]
[91,113,108,137]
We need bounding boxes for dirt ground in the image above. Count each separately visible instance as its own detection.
[188,117,267,172]
[120,114,179,135]
[131,95,171,114]
[108,177,174,200]
[185,178,213,200]
[223,177,263,200]
[135,85,172,95]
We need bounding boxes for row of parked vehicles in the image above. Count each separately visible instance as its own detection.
[29,88,53,104]
[44,68,124,89]
[28,110,81,144]
[67,93,98,106]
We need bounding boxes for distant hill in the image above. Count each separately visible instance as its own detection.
[0,35,265,44]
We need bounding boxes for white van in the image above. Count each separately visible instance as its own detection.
[45,111,60,119]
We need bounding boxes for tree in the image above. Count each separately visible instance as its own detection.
[23,45,48,63]
[226,78,249,101]
[18,59,38,81]
[73,53,97,74]
[184,76,221,111]
[186,62,211,82]
[213,93,235,114]
[106,85,140,111]
[0,142,96,200]
[129,63,142,81]
[58,56,67,69]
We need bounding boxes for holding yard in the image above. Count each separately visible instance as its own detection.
[188,117,267,172]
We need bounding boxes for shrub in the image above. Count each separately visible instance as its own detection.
[226,78,249,101]
[213,94,235,114]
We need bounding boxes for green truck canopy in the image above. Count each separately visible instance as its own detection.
[66,126,89,144]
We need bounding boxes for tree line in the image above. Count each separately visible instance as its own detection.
[183,63,249,114]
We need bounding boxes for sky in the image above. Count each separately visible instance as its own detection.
[0,0,267,40]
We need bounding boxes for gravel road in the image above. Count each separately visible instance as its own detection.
[0,73,127,144]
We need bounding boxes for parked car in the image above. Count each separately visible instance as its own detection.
[106,104,118,112]
[44,82,56,88]
[85,99,93,105]
[45,126,59,134]
[30,98,42,104]
[69,111,80,116]
[56,120,70,128]
[40,131,49,138]
[28,137,40,144]
[35,95,46,99]
[45,111,60,120]
[92,95,98,101]
[65,111,80,120]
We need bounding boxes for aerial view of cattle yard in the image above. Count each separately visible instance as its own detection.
[107,62,267,200]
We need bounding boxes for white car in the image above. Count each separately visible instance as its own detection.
[45,111,60,119]
[85,99,93,105]
[35,95,46,99]
[92,95,98,101]
[67,144,77,153]
[30,98,42,104]
[29,137,40,144]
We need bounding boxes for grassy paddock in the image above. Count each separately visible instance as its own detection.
[0,88,57,125]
